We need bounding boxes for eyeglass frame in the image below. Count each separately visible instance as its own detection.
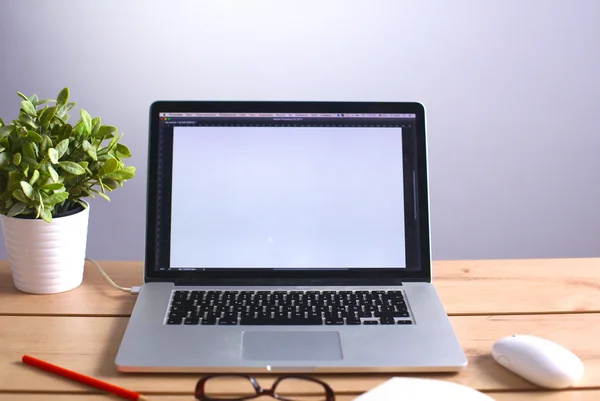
[195,374,336,401]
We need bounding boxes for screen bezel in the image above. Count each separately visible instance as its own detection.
[144,101,431,284]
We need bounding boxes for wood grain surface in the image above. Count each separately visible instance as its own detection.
[1,392,600,401]
[0,314,598,394]
[0,258,598,400]
[0,258,598,317]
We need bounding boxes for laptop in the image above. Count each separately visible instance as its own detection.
[115,101,467,373]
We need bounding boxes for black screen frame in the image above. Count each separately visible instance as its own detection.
[144,101,431,285]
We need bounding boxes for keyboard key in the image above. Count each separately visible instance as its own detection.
[240,317,323,325]
[218,319,238,325]
[363,320,379,325]
[397,320,413,325]
[374,311,409,318]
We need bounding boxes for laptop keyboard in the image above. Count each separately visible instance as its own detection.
[166,290,412,325]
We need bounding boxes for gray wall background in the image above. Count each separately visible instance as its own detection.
[1,0,599,261]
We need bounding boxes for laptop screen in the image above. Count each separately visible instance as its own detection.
[150,107,425,274]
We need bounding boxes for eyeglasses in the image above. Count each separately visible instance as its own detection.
[195,374,335,401]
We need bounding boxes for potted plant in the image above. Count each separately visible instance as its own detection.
[0,87,135,294]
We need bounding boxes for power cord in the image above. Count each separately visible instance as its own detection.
[85,258,141,294]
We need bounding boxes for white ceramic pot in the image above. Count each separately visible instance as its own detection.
[0,202,90,294]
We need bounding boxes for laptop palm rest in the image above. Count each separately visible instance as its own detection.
[242,331,343,361]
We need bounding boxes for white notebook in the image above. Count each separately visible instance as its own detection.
[353,377,495,401]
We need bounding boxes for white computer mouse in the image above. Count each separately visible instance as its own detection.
[492,334,584,389]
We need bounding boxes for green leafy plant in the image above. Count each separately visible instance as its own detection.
[0,87,135,222]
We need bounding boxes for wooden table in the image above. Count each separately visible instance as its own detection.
[0,258,599,400]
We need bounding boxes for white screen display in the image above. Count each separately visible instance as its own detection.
[170,126,406,268]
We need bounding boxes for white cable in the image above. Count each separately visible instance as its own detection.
[85,258,141,294]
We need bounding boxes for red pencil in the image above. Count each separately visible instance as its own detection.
[22,355,148,400]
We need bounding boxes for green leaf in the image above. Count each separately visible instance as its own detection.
[107,132,123,151]
[43,191,69,206]
[40,135,52,154]
[97,191,110,202]
[54,113,67,124]
[40,105,57,126]
[61,124,73,141]
[22,165,29,177]
[57,87,70,105]
[17,114,38,130]
[104,167,135,180]
[58,161,85,175]
[22,143,35,161]
[80,109,92,134]
[13,153,21,166]
[87,146,97,161]
[0,117,4,126]
[88,161,100,172]
[27,130,43,143]
[21,100,37,116]
[0,152,8,167]
[103,157,118,174]
[116,143,132,158]
[12,189,27,203]
[48,148,59,164]
[37,99,55,106]
[18,126,28,137]
[28,94,38,105]
[7,202,28,217]
[94,125,117,138]
[37,105,48,120]
[38,190,44,212]
[29,170,40,185]
[103,178,119,190]
[41,208,52,223]
[0,125,13,138]
[48,164,59,182]
[73,121,86,136]
[20,181,34,199]
[59,102,76,116]
[82,140,91,152]
[8,171,21,184]
[55,138,69,158]
[92,117,101,134]
[17,92,29,101]
[78,161,89,169]
[42,182,64,191]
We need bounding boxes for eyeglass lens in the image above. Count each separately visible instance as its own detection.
[203,375,257,399]
[273,377,330,401]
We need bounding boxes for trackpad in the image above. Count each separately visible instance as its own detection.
[242,331,343,361]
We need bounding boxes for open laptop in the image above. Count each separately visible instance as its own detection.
[115,101,467,373]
